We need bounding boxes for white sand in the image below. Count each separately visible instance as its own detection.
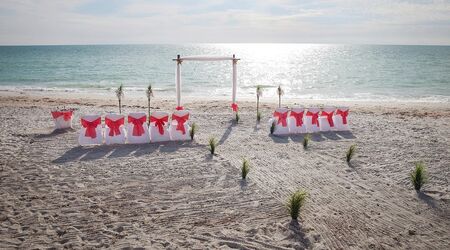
[0,90,449,249]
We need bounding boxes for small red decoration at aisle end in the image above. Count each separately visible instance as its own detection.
[231,103,238,112]
[175,106,184,111]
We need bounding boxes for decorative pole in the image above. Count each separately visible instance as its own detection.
[231,54,238,113]
[176,54,183,110]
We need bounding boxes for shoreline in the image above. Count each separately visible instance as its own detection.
[2,88,450,111]
[1,86,449,105]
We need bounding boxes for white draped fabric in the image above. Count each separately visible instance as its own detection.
[176,62,181,108]
[177,56,237,61]
[174,55,240,111]
[232,59,237,105]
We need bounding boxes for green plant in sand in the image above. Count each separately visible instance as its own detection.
[208,137,218,155]
[287,190,308,220]
[410,162,428,191]
[189,122,198,140]
[270,121,276,134]
[346,144,356,163]
[303,134,311,149]
[115,84,124,114]
[241,158,250,179]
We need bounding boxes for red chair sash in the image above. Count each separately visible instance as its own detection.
[336,109,349,124]
[172,113,189,135]
[231,103,238,112]
[105,117,124,136]
[321,111,334,127]
[128,116,147,136]
[81,117,101,138]
[290,111,304,127]
[52,111,73,121]
[274,111,288,127]
[306,111,320,127]
[150,116,168,135]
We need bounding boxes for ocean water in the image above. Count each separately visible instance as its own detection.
[0,44,449,102]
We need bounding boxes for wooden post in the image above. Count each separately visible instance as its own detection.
[176,55,181,108]
[232,54,237,109]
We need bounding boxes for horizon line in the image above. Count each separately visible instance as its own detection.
[1,42,450,47]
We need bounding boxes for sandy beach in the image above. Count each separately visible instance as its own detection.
[0,90,449,249]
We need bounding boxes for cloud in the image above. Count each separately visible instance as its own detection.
[0,0,449,45]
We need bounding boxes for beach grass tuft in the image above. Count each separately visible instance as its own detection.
[410,162,428,191]
[303,134,311,149]
[208,137,218,155]
[270,121,276,134]
[257,111,262,122]
[235,112,240,123]
[287,190,308,220]
[346,144,356,163]
[189,123,198,140]
[241,158,250,179]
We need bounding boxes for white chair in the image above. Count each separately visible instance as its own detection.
[270,108,290,135]
[149,111,170,142]
[319,107,336,132]
[78,115,103,145]
[51,110,73,129]
[170,110,191,141]
[288,107,306,134]
[334,107,350,131]
[127,113,150,144]
[104,114,126,145]
[305,108,321,133]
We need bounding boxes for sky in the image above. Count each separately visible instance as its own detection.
[0,0,449,45]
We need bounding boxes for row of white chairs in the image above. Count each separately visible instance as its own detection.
[78,111,191,145]
[270,107,349,135]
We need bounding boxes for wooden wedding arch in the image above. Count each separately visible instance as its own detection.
[173,54,240,112]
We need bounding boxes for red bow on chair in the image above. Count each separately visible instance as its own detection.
[290,111,304,127]
[81,117,101,138]
[52,111,73,121]
[175,106,184,111]
[274,111,288,127]
[128,116,147,136]
[336,109,349,124]
[150,116,168,135]
[321,111,334,127]
[105,117,124,136]
[172,114,189,135]
[231,103,238,112]
[306,111,320,127]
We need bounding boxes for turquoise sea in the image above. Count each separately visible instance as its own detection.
[0,44,449,102]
